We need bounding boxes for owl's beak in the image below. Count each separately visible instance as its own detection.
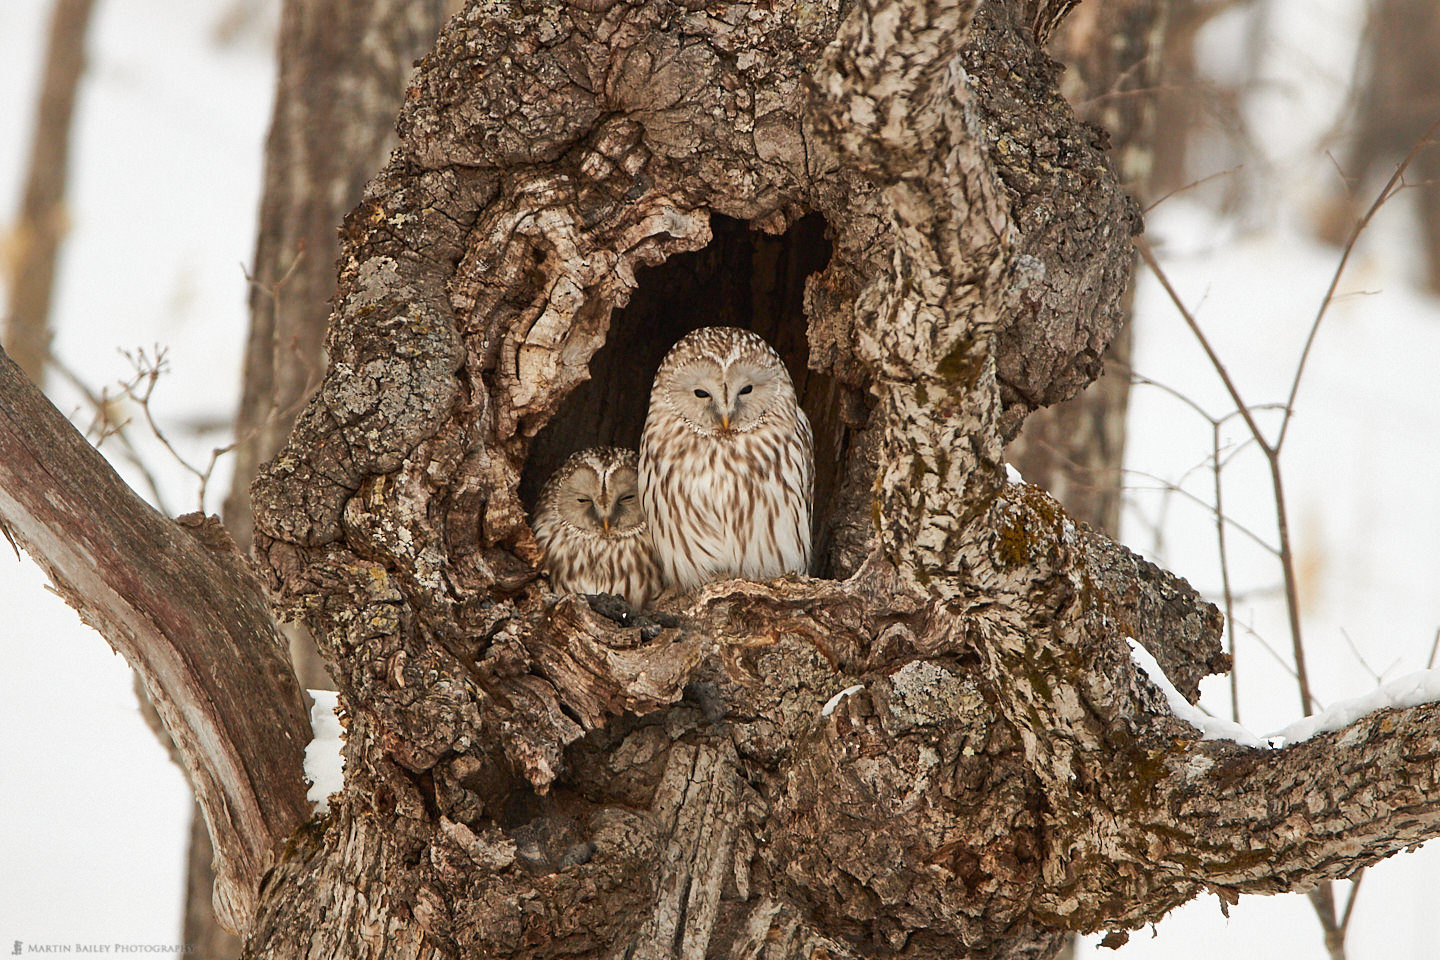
[720,413,731,431]
[602,516,611,535]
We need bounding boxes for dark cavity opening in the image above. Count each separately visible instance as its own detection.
[522,213,853,576]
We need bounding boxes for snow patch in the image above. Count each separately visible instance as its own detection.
[1005,463,1025,485]
[1127,638,1269,748]
[304,690,345,813]
[822,684,865,717]
[1266,668,1440,747]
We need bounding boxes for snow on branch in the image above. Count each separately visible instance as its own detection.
[1129,636,1440,750]
[1127,638,1267,748]
[305,690,345,814]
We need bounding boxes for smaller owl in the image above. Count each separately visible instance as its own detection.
[532,447,662,610]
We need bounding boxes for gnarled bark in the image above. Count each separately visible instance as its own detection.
[241,0,1440,956]
[197,3,452,951]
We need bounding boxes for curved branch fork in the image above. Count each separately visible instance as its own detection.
[0,349,311,933]
[935,487,1440,934]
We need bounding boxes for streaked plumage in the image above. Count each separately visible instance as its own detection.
[532,447,661,609]
[639,326,814,592]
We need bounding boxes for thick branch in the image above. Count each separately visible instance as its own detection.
[1145,702,1440,901]
[0,347,311,933]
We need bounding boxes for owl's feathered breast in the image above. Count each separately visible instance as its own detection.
[640,396,813,591]
[533,517,660,608]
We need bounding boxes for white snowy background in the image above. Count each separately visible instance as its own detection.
[2,0,1439,955]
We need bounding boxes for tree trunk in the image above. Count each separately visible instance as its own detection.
[10,1,1440,959]
[238,0,1440,956]
[2,0,96,383]
[1320,0,1440,293]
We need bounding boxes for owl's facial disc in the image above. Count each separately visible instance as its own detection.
[669,359,782,435]
[557,463,643,536]
[606,464,645,533]
[723,359,783,432]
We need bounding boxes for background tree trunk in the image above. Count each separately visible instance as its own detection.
[2,0,96,384]
[1318,0,1440,293]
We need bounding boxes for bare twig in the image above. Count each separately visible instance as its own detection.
[1142,118,1440,721]
[1278,115,1440,452]
[1143,165,1247,214]
[1122,467,1279,556]
[1339,870,1365,937]
[1233,618,1303,688]
[1212,421,1239,722]
[1138,240,1315,715]
[117,347,240,515]
[48,355,173,513]
[1309,882,1347,960]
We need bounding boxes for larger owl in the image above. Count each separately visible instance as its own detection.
[639,326,814,592]
[532,447,662,609]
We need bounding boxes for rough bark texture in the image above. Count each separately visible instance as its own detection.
[2,0,95,382]
[237,0,1440,956]
[234,0,1440,956]
[0,346,311,933]
[224,0,456,556]
[199,3,453,952]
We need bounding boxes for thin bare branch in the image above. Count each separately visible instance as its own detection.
[1138,240,1316,715]
[1122,467,1280,555]
[1143,165,1247,214]
[47,354,174,512]
[1339,870,1365,937]
[1277,115,1440,451]
[1339,628,1381,685]
[1212,422,1239,722]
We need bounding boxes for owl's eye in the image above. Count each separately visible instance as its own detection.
[738,384,754,396]
[694,389,710,399]
[577,497,592,504]
[620,494,636,503]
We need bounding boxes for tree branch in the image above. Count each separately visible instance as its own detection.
[0,346,311,933]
